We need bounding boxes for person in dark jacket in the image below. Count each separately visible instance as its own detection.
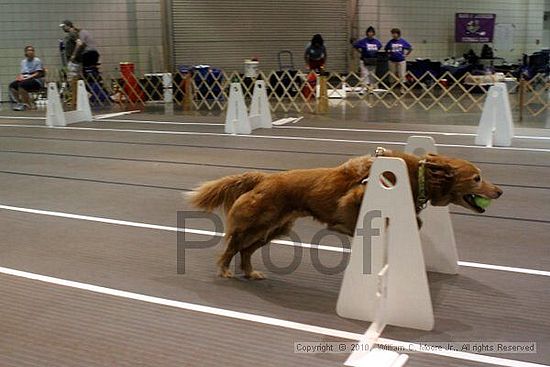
[305,34,327,72]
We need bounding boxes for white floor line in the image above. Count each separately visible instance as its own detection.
[1,124,550,153]
[0,266,547,367]
[101,118,223,126]
[1,204,549,278]
[93,111,141,120]
[458,261,550,277]
[0,115,222,127]
[277,126,550,141]
[0,116,44,120]
[1,115,550,141]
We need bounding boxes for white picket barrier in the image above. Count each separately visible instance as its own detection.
[46,81,92,127]
[336,157,434,331]
[225,80,272,134]
[405,136,459,274]
[475,82,514,147]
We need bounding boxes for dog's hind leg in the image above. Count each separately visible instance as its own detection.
[240,220,294,280]
[218,230,263,278]
[217,240,239,278]
[240,240,267,280]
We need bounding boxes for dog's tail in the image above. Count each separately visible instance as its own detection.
[187,172,267,212]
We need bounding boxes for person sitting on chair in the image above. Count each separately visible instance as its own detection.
[9,45,45,111]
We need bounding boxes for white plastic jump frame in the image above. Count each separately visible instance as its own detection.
[339,136,460,366]
[475,82,514,147]
[225,80,272,134]
[337,157,434,331]
[405,136,459,275]
[46,80,92,127]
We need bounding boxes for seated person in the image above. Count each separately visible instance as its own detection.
[9,45,45,111]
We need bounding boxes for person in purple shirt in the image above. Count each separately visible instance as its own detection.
[384,28,412,92]
[353,26,382,88]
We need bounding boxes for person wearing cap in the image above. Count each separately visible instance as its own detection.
[353,26,382,89]
[60,20,100,70]
[384,28,412,93]
[9,45,45,111]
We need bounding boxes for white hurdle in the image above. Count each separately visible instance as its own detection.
[475,82,514,147]
[225,80,272,134]
[46,80,92,127]
[337,157,434,331]
[339,137,462,366]
[405,136,459,274]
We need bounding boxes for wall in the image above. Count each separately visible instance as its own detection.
[358,0,546,64]
[0,0,163,97]
[544,0,550,48]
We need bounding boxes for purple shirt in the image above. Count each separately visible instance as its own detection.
[384,38,412,62]
[353,37,382,59]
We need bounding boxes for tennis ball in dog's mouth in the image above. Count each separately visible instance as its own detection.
[473,195,491,209]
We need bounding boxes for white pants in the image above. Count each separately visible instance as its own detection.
[388,61,406,82]
[360,62,377,85]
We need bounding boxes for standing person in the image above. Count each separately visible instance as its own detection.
[59,20,80,81]
[9,45,45,111]
[384,28,412,93]
[60,20,103,106]
[59,20,100,68]
[305,34,327,73]
[353,26,382,90]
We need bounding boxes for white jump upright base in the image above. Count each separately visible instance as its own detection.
[225,80,272,134]
[337,157,434,331]
[344,264,409,367]
[475,82,514,147]
[248,80,272,130]
[405,136,459,274]
[46,81,92,127]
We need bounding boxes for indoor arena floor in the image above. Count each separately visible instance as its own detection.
[0,109,549,367]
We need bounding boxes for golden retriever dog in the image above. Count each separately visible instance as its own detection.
[189,149,502,279]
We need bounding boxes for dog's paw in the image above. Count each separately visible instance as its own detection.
[219,269,234,278]
[245,271,266,280]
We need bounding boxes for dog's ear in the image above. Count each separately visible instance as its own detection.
[424,155,455,205]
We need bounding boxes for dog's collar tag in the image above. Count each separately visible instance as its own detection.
[417,160,428,211]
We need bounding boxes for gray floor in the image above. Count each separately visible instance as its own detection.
[0,107,549,367]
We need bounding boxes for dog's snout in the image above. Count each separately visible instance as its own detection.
[495,187,503,198]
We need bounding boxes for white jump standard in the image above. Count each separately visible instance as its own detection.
[337,156,435,331]
[225,80,272,134]
[46,80,92,127]
[475,82,515,147]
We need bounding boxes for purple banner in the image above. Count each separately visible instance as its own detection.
[455,13,496,43]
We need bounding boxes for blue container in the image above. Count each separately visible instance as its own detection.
[194,66,224,100]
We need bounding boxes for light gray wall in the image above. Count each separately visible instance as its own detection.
[0,0,163,95]
[544,0,550,48]
[358,0,546,63]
